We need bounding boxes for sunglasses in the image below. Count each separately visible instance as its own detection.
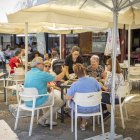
[45,65,51,68]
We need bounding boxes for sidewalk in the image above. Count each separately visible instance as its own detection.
[0,92,140,140]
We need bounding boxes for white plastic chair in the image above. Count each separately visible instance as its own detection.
[116,82,129,129]
[14,87,54,136]
[0,64,12,88]
[70,91,104,140]
[5,73,25,105]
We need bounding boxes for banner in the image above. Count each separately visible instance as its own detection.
[104,28,120,56]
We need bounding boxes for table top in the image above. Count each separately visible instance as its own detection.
[60,80,77,88]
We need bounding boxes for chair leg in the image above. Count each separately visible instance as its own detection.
[3,79,5,88]
[120,104,125,129]
[97,116,100,125]
[5,88,8,105]
[75,114,77,140]
[29,110,35,136]
[101,114,104,134]
[37,110,39,124]
[55,112,58,119]
[14,107,20,130]
[124,103,128,120]
[93,116,95,131]
[71,110,73,132]
[16,86,19,104]
[50,107,53,130]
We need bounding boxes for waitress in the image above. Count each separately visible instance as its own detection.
[65,46,83,79]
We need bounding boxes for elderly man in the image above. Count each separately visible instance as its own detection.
[86,55,104,80]
[24,57,66,126]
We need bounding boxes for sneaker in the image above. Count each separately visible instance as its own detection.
[38,119,46,127]
[80,122,87,131]
[45,120,57,126]
[103,111,111,121]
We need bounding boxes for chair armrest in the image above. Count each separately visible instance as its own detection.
[20,93,49,98]
[67,100,72,108]
[36,94,50,97]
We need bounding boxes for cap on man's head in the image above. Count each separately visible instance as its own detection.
[30,57,43,67]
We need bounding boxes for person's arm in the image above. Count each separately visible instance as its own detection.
[65,65,70,79]
[66,94,73,100]
[15,62,19,67]
[66,83,76,100]
[101,85,107,91]
[102,73,111,92]
[48,83,61,90]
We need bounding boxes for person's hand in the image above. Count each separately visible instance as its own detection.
[61,66,66,74]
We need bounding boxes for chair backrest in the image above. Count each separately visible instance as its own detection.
[19,88,38,102]
[130,66,140,75]
[116,82,129,98]
[135,64,140,67]
[73,91,102,107]
[14,67,25,75]
[12,74,25,81]
[6,64,11,76]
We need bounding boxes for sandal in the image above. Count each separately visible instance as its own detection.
[80,122,87,131]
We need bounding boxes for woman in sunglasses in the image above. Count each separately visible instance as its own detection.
[44,60,60,91]
[43,60,64,125]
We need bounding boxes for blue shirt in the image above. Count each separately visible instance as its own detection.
[24,68,55,107]
[67,76,101,113]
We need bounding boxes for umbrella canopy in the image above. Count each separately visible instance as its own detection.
[0,22,110,34]
[7,0,140,26]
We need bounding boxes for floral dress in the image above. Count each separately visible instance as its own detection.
[104,72,124,97]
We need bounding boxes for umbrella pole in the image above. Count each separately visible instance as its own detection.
[110,6,118,140]
[128,25,131,85]
[59,34,62,59]
[25,22,28,73]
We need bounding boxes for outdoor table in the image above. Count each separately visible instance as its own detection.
[0,72,7,101]
[59,80,74,123]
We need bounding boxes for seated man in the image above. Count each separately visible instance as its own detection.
[66,63,101,131]
[86,55,104,80]
[24,57,66,126]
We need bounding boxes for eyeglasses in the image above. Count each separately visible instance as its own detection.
[45,65,51,68]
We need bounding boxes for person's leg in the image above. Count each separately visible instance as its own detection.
[38,94,53,126]
[101,92,111,112]
[101,92,111,120]
[80,118,88,131]
[39,90,64,125]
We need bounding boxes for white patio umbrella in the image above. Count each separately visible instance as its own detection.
[7,0,140,139]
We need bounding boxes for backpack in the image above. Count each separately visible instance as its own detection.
[52,59,65,75]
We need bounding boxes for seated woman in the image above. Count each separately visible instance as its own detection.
[66,63,101,131]
[86,55,104,80]
[44,60,60,91]
[101,58,124,120]
[42,60,65,125]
